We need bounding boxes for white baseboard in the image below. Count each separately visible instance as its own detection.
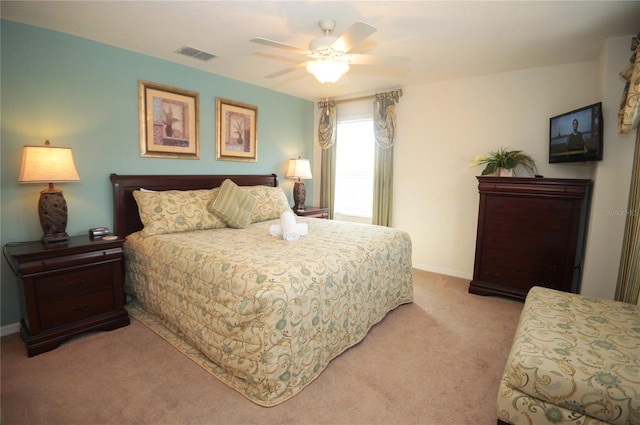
[1,322,20,337]
[413,264,473,280]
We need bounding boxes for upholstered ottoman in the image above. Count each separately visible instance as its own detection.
[497,286,640,425]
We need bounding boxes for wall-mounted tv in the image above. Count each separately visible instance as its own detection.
[549,102,603,163]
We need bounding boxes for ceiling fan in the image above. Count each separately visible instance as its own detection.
[250,18,409,84]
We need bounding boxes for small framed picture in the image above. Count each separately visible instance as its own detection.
[139,80,199,159]
[216,97,258,162]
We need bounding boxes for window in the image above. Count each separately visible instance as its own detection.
[334,119,374,220]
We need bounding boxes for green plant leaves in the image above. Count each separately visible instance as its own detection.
[482,163,497,175]
[472,147,538,176]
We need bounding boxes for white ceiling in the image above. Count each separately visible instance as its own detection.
[2,1,639,101]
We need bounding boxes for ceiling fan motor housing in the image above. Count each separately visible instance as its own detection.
[318,18,336,34]
[309,36,340,56]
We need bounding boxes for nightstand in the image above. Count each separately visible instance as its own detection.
[3,235,130,356]
[293,206,329,219]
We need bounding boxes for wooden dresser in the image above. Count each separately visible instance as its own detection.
[469,177,592,301]
[3,235,130,356]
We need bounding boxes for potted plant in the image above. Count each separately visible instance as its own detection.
[469,148,538,176]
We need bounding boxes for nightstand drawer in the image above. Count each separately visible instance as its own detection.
[39,289,115,330]
[302,211,328,219]
[35,264,114,302]
[294,207,329,219]
[18,248,123,275]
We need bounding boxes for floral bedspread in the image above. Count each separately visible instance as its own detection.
[124,218,413,406]
[498,286,640,425]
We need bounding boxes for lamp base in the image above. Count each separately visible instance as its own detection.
[292,180,307,211]
[39,185,70,244]
[42,233,71,244]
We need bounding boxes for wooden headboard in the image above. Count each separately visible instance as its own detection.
[110,173,279,237]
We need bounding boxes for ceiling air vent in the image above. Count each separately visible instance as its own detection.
[177,46,217,61]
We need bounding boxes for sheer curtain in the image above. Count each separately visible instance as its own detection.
[615,34,640,305]
[372,90,401,227]
[317,100,337,219]
[334,100,375,221]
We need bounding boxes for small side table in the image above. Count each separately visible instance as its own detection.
[293,206,329,219]
[3,235,130,356]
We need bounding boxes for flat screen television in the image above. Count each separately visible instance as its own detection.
[549,102,603,163]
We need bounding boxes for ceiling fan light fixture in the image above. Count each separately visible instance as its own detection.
[306,59,350,84]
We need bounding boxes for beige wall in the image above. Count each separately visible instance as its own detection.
[394,62,597,279]
[581,36,637,299]
[313,35,635,300]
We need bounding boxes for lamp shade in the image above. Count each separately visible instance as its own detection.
[306,59,350,84]
[19,142,80,183]
[18,141,80,244]
[286,158,312,180]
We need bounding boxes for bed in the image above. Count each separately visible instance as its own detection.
[110,173,414,406]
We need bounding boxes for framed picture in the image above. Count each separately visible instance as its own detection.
[216,97,258,162]
[139,80,199,159]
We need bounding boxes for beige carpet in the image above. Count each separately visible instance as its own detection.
[1,270,523,425]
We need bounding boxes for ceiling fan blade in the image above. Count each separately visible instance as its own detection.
[250,37,310,56]
[252,51,305,64]
[264,62,307,79]
[348,53,410,67]
[331,21,376,53]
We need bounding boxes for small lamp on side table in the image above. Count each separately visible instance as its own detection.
[18,140,81,244]
[286,157,312,211]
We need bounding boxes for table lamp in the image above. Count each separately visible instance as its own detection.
[286,157,312,211]
[18,140,81,244]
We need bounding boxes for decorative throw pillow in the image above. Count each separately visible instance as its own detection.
[208,179,257,229]
[133,188,226,237]
[243,185,292,223]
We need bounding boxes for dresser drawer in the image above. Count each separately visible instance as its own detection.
[479,263,566,291]
[486,197,573,219]
[481,231,570,256]
[480,247,565,270]
[484,214,569,236]
[38,289,115,330]
[34,264,114,302]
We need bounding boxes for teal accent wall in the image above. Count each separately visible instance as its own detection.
[0,21,314,328]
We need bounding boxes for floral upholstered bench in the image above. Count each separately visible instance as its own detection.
[497,286,640,425]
